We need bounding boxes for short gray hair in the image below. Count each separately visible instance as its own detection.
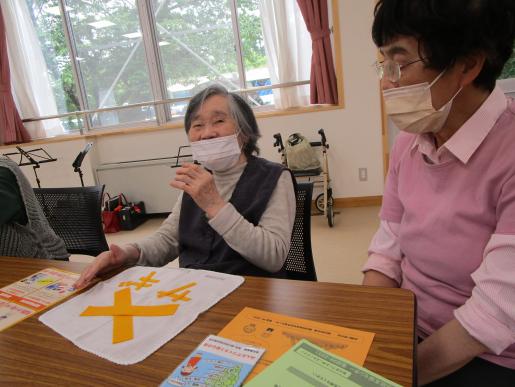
[184,84,260,157]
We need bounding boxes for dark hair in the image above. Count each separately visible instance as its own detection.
[372,0,515,91]
[184,84,260,157]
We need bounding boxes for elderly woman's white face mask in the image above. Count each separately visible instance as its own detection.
[190,134,241,171]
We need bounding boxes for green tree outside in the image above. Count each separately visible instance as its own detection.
[25,0,267,128]
[500,49,515,79]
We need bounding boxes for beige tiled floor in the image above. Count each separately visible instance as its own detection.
[71,206,380,285]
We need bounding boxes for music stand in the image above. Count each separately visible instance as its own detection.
[72,142,93,187]
[3,147,57,188]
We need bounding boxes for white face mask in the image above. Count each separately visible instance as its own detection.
[383,71,461,134]
[190,134,242,171]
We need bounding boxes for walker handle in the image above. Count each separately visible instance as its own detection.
[273,133,284,151]
[318,129,328,149]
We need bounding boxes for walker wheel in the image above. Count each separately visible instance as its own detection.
[316,193,333,213]
[327,202,334,227]
[315,193,325,213]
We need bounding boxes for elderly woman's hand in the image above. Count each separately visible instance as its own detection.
[171,163,226,218]
[73,243,138,289]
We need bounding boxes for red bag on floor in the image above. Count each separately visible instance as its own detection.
[102,193,121,233]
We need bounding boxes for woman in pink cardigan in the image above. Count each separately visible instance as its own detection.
[363,0,515,385]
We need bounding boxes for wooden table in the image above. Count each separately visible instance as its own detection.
[0,257,416,386]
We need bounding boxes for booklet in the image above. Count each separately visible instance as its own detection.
[0,268,79,332]
[218,307,374,380]
[160,335,265,387]
[246,339,402,387]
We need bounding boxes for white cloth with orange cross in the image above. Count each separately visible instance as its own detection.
[39,266,244,365]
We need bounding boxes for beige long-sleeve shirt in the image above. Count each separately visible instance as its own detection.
[135,161,296,272]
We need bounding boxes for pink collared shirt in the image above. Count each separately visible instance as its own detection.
[364,86,515,369]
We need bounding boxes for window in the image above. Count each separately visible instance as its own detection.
[498,47,515,98]
[155,0,243,116]
[500,49,515,80]
[65,0,156,127]
[153,0,275,113]
[16,0,317,137]
[19,0,83,134]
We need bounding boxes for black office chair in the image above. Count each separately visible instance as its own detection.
[281,182,318,281]
[33,185,109,256]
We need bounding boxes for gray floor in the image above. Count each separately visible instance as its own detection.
[71,206,380,285]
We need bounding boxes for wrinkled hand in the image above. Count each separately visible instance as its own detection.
[73,244,136,289]
[170,163,225,218]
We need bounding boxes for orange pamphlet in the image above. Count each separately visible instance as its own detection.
[218,307,375,380]
[0,268,79,332]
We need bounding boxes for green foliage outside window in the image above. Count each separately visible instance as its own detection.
[25,0,268,128]
[500,49,515,79]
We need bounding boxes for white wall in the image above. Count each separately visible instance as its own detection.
[2,0,384,203]
[1,139,96,188]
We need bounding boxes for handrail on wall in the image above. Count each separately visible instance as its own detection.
[22,80,311,124]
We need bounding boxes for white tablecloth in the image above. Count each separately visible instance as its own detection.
[39,266,244,365]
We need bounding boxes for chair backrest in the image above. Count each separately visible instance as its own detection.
[33,185,109,256]
[282,182,317,281]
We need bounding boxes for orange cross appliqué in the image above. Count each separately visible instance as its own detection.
[80,287,178,344]
[157,282,197,302]
[118,271,159,290]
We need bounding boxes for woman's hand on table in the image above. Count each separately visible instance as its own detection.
[73,244,138,289]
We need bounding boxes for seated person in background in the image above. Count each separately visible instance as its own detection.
[362,0,515,385]
[75,84,296,289]
[0,156,68,260]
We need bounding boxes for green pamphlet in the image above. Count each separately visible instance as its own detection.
[245,339,402,387]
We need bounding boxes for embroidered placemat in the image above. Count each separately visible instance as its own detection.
[39,266,244,365]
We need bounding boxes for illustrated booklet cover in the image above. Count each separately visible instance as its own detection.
[161,335,265,387]
[218,307,375,380]
[39,267,244,364]
[246,339,402,387]
[0,268,79,332]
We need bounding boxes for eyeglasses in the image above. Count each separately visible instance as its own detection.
[373,58,423,82]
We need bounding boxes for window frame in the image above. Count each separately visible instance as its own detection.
[19,0,343,140]
[498,78,515,96]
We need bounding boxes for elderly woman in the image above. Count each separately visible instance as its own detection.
[75,85,296,289]
[363,0,515,385]
[0,156,68,260]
